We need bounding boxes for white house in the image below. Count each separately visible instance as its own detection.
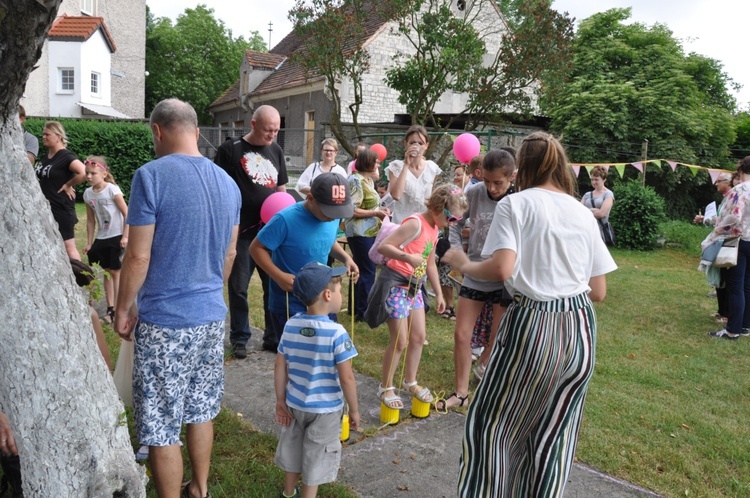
[21,0,146,119]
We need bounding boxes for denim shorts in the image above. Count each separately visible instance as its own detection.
[133,319,225,446]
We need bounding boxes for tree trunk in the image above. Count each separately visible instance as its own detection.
[0,1,146,496]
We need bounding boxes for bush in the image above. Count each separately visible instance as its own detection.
[609,181,666,250]
[26,118,155,200]
[659,219,711,255]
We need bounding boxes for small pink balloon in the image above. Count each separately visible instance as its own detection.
[371,143,387,162]
[453,133,481,164]
[260,192,296,224]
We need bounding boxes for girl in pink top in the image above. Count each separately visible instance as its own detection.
[376,184,468,409]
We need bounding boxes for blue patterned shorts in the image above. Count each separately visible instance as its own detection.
[133,320,225,446]
[386,285,425,319]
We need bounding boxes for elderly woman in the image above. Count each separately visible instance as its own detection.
[385,125,441,223]
[703,157,750,339]
[295,138,348,196]
[581,165,615,245]
[345,149,389,320]
[35,121,86,260]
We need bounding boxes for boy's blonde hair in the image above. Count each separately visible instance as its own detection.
[427,183,468,215]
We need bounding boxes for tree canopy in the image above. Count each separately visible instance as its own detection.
[547,8,737,167]
[145,4,265,123]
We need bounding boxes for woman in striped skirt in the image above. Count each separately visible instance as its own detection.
[443,132,617,497]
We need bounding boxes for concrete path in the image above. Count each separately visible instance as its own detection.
[222,330,662,498]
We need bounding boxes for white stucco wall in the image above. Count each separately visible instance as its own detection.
[48,41,82,117]
[79,33,112,106]
[21,0,145,118]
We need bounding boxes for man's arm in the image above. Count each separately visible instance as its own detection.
[223,226,239,283]
[114,224,155,340]
[249,237,295,292]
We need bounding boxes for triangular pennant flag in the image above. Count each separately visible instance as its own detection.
[571,165,580,177]
[708,169,723,184]
[667,161,678,171]
[614,164,626,178]
[584,165,595,176]
[687,165,700,176]
[630,162,643,173]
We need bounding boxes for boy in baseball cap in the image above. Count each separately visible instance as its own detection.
[250,173,359,349]
[274,261,360,497]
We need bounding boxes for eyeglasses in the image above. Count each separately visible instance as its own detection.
[443,208,462,223]
[322,149,337,153]
[714,179,729,185]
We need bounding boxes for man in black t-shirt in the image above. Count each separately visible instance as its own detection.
[214,105,289,357]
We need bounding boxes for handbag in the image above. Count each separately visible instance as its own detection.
[598,219,616,247]
[713,237,740,268]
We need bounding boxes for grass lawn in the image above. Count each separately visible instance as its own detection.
[77,201,750,497]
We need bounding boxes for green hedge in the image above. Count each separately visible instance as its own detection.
[609,181,667,250]
[25,118,156,200]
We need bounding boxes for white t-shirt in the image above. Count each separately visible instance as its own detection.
[385,159,441,223]
[83,183,125,240]
[482,188,617,301]
[295,162,348,194]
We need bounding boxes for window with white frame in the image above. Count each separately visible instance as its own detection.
[91,72,100,96]
[81,0,96,15]
[59,68,75,93]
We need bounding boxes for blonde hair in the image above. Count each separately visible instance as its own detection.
[427,183,468,214]
[320,138,339,152]
[44,121,68,147]
[85,155,116,184]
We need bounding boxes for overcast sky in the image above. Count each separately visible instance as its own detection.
[147,0,750,108]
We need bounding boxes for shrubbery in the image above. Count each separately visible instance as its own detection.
[25,118,155,200]
[609,181,666,250]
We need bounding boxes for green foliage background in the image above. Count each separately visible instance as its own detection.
[609,181,666,250]
[26,118,154,200]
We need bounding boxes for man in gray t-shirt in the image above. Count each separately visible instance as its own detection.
[19,105,38,165]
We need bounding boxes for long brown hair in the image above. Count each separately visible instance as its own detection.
[515,132,576,195]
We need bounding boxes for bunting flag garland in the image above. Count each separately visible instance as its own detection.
[569,158,731,183]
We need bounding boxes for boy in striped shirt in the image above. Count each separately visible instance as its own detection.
[274,261,360,498]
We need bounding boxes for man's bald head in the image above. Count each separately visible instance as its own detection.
[149,98,201,158]
[247,105,280,146]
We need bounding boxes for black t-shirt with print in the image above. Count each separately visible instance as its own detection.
[35,148,78,217]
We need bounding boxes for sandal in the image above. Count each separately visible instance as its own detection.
[181,481,212,498]
[435,392,469,413]
[440,306,456,320]
[403,380,433,403]
[473,362,487,382]
[378,384,403,409]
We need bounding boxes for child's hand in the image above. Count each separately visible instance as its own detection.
[349,410,360,431]
[120,237,128,249]
[83,244,91,255]
[275,401,293,427]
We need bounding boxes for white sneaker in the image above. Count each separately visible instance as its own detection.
[135,445,149,460]
[473,362,487,381]
[471,347,484,360]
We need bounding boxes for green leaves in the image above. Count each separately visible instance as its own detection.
[145,5,263,124]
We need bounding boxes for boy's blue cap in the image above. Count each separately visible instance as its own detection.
[293,261,347,303]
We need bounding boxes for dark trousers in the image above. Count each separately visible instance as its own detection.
[717,268,729,317]
[724,239,750,334]
[228,237,274,347]
[347,235,376,318]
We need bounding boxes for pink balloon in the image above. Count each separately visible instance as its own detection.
[260,192,296,224]
[453,133,481,164]
[371,143,387,162]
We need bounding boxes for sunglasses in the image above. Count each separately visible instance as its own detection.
[443,208,462,223]
[84,159,107,171]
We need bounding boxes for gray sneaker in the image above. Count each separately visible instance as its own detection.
[231,343,247,359]
[708,329,739,340]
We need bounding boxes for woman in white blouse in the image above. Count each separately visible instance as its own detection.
[295,138,348,196]
[385,125,441,223]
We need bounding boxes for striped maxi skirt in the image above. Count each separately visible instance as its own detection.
[457,293,596,498]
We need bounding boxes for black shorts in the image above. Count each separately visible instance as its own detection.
[52,208,77,240]
[458,285,512,307]
[88,236,123,270]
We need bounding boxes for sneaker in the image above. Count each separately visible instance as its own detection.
[280,486,300,498]
[231,343,247,359]
[262,342,278,352]
[708,329,739,340]
[741,328,750,337]
[707,290,717,298]
[135,445,149,460]
[471,346,485,360]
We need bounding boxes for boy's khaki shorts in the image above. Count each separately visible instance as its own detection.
[274,408,343,486]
